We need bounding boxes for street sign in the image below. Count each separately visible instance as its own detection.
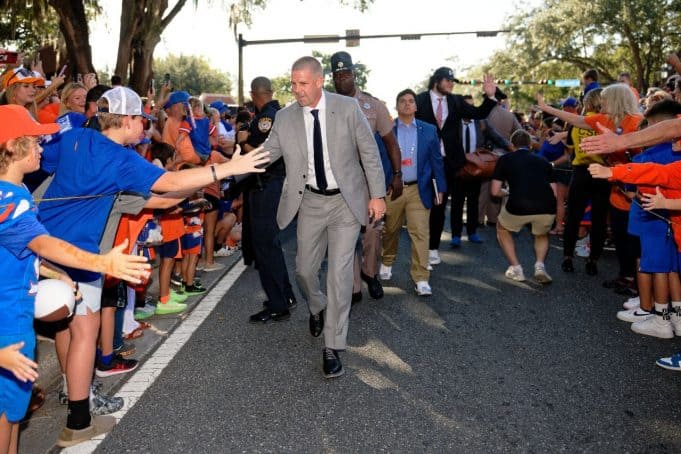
[555,79,581,88]
[346,29,360,47]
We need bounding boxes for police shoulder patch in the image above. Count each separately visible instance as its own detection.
[258,117,273,133]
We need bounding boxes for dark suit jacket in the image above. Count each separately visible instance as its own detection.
[462,119,511,155]
[415,91,497,172]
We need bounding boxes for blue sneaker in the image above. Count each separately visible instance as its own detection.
[468,233,483,244]
[449,236,461,248]
[656,352,681,371]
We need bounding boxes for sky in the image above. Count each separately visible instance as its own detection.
[90,0,539,105]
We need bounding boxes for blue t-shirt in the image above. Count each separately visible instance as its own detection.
[38,128,165,282]
[537,139,565,162]
[0,182,48,335]
[627,142,681,236]
[188,117,212,160]
[56,112,87,133]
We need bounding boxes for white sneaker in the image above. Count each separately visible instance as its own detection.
[202,262,225,272]
[631,315,674,339]
[616,308,652,323]
[504,265,525,282]
[671,306,681,336]
[428,250,441,265]
[214,247,236,257]
[534,263,552,284]
[415,281,432,296]
[379,264,392,281]
[623,296,640,310]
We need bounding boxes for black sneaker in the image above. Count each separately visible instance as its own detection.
[184,282,206,294]
[95,355,138,378]
[171,273,182,287]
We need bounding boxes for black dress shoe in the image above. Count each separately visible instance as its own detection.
[352,291,362,304]
[249,309,290,324]
[309,310,324,337]
[322,347,344,378]
[287,296,297,310]
[360,272,384,299]
[585,259,598,276]
[263,297,297,310]
[561,258,574,273]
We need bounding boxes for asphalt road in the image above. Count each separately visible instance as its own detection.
[95,223,681,453]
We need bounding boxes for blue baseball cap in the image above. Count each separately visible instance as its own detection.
[209,100,229,114]
[561,96,579,108]
[164,91,191,110]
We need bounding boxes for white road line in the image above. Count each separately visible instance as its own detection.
[62,262,246,454]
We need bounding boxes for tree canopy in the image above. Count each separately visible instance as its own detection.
[153,54,233,95]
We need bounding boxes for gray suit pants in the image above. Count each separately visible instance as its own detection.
[295,191,361,350]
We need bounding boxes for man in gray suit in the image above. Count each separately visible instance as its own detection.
[263,56,386,378]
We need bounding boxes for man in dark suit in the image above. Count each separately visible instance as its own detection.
[415,67,499,264]
[262,56,386,378]
[379,89,447,296]
[450,98,511,246]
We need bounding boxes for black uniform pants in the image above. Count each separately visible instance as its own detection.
[249,174,294,312]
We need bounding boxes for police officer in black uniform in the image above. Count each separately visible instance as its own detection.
[241,77,297,323]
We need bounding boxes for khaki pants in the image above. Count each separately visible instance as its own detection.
[381,184,430,282]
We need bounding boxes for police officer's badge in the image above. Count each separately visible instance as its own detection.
[258,117,272,133]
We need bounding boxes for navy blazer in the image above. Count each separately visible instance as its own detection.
[377,119,447,209]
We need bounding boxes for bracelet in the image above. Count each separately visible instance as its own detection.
[210,165,218,182]
[393,170,402,176]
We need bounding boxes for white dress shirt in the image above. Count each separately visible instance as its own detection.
[303,92,339,190]
[429,89,448,156]
[461,120,477,153]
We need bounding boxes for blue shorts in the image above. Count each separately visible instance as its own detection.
[156,239,179,259]
[639,229,679,273]
[181,233,202,254]
[0,333,35,423]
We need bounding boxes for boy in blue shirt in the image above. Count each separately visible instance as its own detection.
[37,87,270,447]
[0,104,150,454]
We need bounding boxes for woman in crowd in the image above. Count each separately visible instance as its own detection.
[536,84,643,280]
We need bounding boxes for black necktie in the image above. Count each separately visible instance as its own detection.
[310,109,327,190]
[465,122,471,154]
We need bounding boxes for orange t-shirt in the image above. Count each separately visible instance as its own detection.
[162,116,201,166]
[585,113,643,210]
[38,103,60,124]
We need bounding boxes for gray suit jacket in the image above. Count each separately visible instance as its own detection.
[264,91,386,229]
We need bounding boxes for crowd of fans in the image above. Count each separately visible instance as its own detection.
[1,48,681,452]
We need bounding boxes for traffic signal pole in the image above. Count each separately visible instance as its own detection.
[236,29,509,105]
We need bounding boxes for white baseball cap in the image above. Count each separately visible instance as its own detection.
[99,86,154,119]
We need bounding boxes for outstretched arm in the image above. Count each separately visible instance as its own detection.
[152,146,269,193]
[581,118,681,154]
[29,237,150,284]
[535,93,590,130]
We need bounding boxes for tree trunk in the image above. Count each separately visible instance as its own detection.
[114,0,146,84]
[129,37,160,94]
[48,0,95,76]
[116,0,188,94]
